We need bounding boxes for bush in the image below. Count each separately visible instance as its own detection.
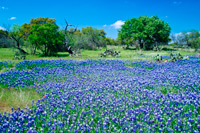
[0,38,15,48]
[154,53,188,63]
[13,49,26,60]
[154,54,163,62]
[99,49,120,57]
[153,45,162,51]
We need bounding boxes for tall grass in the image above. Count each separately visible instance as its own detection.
[0,87,42,113]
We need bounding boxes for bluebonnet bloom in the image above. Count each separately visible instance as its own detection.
[0,58,200,132]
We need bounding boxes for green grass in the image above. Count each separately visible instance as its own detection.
[0,48,16,61]
[0,45,197,62]
[0,87,42,113]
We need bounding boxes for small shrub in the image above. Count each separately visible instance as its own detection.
[154,54,163,62]
[153,45,162,51]
[154,53,188,63]
[99,49,120,57]
[161,87,168,95]
[13,49,26,60]
[169,53,184,62]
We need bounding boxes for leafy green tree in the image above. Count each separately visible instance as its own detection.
[82,27,106,50]
[21,17,59,55]
[21,17,56,40]
[0,30,8,38]
[188,30,200,52]
[28,23,64,56]
[0,29,12,48]
[175,31,200,51]
[30,17,56,25]
[59,27,79,54]
[181,32,190,46]
[105,38,119,46]
[21,23,32,40]
[9,24,25,49]
[118,16,171,50]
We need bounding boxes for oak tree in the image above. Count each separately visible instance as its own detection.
[118,16,171,50]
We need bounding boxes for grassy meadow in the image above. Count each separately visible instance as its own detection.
[0,46,199,132]
[0,45,197,62]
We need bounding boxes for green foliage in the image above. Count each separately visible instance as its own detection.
[30,17,56,25]
[169,53,185,62]
[160,87,168,95]
[99,49,120,57]
[0,30,8,38]
[0,30,14,48]
[9,24,25,48]
[28,23,65,56]
[118,16,171,50]
[62,27,107,53]
[20,17,59,55]
[154,53,188,63]
[81,27,106,50]
[105,38,119,46]
[0,61,14,71]
[153,45,162,51]
[172,30,200,51]
[188,30,200,52]
[154,54,163,62]
[13,49,26,60]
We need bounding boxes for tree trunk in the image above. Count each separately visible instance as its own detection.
[44,44,47,56]
[126,45,129,49]
[138,40,143,49]
[33,46,36,55]
[17,47,28,54]
[140,42,144,49]
[47,45,49,56]
[16,41,20,48]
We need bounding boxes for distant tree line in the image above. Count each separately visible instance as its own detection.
[0,16,199,56]
[118,16,200,51]
[0,17,119,56]
[170,31,200,52]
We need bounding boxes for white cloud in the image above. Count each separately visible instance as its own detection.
[103,24,107,27]
[9,17,16,20]
[1,6,8,10]
[110,20,125,29]
[173,1,182,5]
[0,26,6,31]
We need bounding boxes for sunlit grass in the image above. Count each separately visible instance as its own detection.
[0,45,197,62]
[0,87,42,113]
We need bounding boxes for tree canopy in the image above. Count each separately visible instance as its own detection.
[188,30,200,51]
[28,23,64,56]
[0,30,8,38]
[81,27,106,49]
[171,30,200,51]
[118,16,171,50]
[30,17,56,25]
[19,17,63,55]
[63,26,107,52]
[0,29,11,48]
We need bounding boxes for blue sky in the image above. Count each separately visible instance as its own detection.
[0,0,200,39]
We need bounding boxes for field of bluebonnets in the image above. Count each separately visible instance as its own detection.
[0,57,200,132]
